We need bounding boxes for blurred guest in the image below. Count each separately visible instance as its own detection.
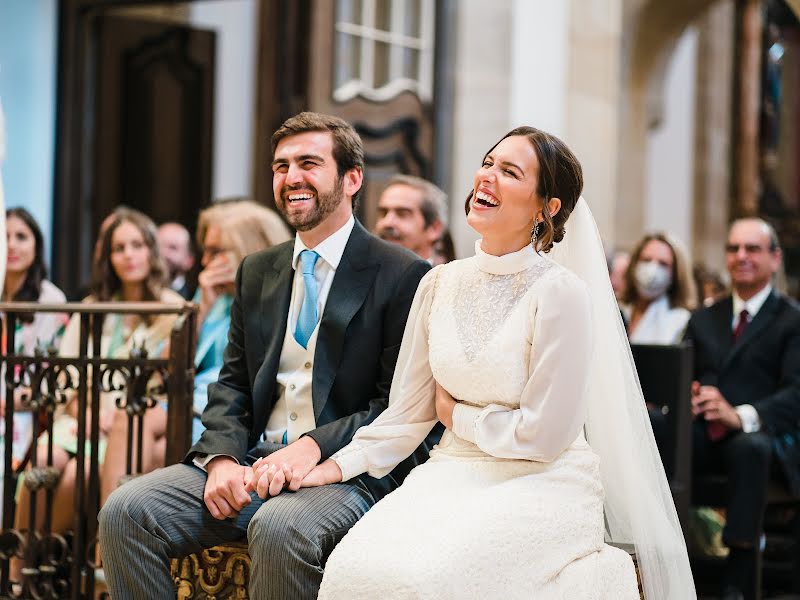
[693,263,728,307]
[101,200,290,506]
[72,205,136,301]
[2,207,68,352]
[1,208,68,469]
[157,222,196,300]
[622,232,696,344]
[608,249,630,301]
[683,218,800,600]
[431,230,456,266]
[14,208,182,540]
[375,175,446,262]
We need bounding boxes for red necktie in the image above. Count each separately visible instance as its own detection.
[732,309,750,342]
[707,309,751,441]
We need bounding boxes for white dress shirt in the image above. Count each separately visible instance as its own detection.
[623,295,691,345]
[731,284,772,433]
[195,216,355,468]
[264,216,356,443]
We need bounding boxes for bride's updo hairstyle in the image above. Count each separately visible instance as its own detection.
[465,126,584,253]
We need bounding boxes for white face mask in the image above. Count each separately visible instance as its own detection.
[633,260,672,300]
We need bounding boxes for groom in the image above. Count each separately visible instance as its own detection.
[99,112,435,599]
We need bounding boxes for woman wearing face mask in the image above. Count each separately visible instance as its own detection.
[622,232,697,344]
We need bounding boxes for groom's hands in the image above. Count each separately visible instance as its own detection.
[204,457,253,520]
[246,436,322,499]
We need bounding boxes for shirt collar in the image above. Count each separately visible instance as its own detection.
[733,284,772,319]
[292,215,355,271]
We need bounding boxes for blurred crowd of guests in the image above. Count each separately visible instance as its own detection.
[611,220,800,600]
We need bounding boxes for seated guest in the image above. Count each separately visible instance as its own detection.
[374,174,446,262]
[157,222,196,300]
[100,199,292,497]
[1,208,68,468]
[684,218,800,600]
[13,208,183,545]
[622,232,696,344]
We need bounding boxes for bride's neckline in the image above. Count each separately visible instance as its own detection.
[474,240,544,275]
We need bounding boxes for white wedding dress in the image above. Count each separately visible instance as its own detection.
[319,242,640,599]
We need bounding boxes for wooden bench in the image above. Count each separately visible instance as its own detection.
[171,541,643,599]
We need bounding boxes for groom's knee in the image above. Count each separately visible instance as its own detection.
[247,500,319,563]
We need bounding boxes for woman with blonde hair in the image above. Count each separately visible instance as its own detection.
[100,200,291,506]
[622,232,697,344]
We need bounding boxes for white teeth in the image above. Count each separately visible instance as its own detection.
[475,191,498,206]
[288,193,313,201]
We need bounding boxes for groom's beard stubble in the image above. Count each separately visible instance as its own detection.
[279,177,345,232]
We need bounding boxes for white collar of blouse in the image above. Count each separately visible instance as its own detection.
[474,239,544,275]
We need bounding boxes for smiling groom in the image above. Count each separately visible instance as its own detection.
[99,112,436,599]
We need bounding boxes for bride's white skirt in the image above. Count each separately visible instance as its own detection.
[320,431,639,599]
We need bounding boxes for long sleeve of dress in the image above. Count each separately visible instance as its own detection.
[451,273,593,462]
[331,267,440,481]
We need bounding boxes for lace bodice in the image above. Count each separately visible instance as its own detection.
[332,240,594,480]
[429,253,556,408]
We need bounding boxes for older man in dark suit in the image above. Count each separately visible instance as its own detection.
[685,218,800,600]
[99,112,436,599]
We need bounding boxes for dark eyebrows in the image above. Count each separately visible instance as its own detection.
[271,153,326,167]
[499,161,524,175]
[484,153,524,176]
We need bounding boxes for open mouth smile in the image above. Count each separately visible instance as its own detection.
[474,189,499,208]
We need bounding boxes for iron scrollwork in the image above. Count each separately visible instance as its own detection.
[1,302,196,599]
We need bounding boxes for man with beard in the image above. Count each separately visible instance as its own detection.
[157,222,196,299]
[375,174,447,262]
[99,112,435,599]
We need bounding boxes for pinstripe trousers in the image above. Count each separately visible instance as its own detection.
[98,462,375,599]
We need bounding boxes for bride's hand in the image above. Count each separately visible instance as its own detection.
[435,382,456,429]
[300,459,343,488]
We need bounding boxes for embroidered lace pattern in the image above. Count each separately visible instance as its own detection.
[449,259,555,362]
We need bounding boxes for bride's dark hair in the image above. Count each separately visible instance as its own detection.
[464,126,584,253]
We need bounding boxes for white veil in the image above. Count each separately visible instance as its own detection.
[550,198,696,599]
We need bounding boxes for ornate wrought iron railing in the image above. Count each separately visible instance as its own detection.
[0,302,196,599]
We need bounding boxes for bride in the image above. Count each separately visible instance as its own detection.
[262,126,696,599]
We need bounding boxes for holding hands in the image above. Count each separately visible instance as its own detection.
[691,381,742,431]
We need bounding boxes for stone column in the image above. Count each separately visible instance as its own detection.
[732,0,763,217]
[692,0,735,272]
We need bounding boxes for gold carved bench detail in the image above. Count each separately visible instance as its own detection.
[171,541,250,599]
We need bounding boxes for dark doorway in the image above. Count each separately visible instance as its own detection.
[93,15,215,239]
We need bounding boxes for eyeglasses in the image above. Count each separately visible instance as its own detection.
[724,244,771,254]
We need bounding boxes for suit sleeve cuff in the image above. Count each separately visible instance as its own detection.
[331,447,369,482]
[452,403,482,444]
[735,404,762,433]
[193,453,240,471]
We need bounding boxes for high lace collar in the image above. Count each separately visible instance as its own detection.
[474,240,544,275]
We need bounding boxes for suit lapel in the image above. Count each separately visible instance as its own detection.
[709,297,734,363]
[253,246,293,404]
[724,291,780,367]
[312,222,378,421]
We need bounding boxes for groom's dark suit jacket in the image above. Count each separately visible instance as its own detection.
[684,290,800,486]
[187,221,438,501]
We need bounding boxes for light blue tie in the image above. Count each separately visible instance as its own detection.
[294,250,320,348]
